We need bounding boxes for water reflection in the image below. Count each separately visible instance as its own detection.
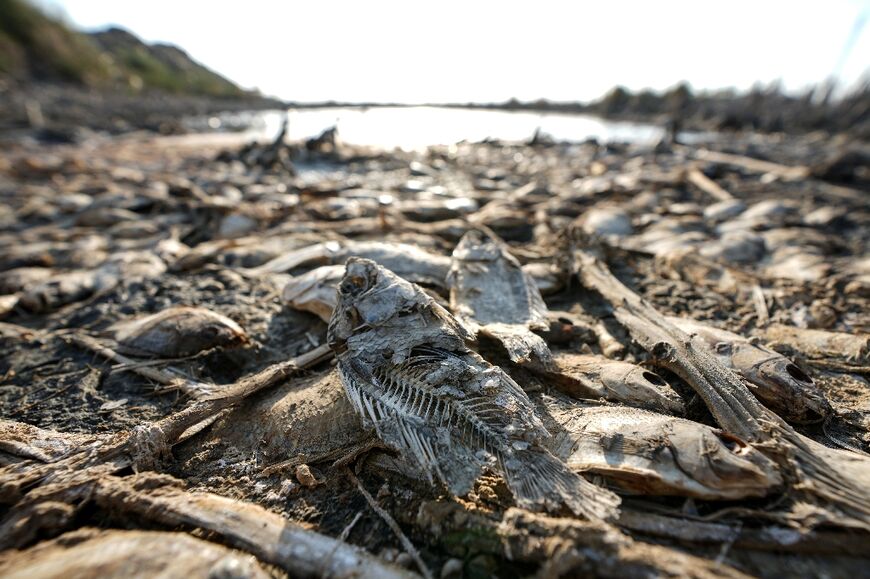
[195,106,717,149]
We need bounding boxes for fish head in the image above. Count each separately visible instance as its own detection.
[744,356,831,423]
[668,425,783,498]
[726,342,832,423]
[328,258,423,351]
[598,362,685,415]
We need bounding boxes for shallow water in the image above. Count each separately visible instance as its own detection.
[191,106,715,149]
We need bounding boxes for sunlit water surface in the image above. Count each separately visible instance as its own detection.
[190,106,715,149]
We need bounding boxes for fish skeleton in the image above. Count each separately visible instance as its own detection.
[327,257,619,520]
[448,230,554,369]
[667,316,831,423]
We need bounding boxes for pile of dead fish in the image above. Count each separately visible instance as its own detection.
[0,128,868,578]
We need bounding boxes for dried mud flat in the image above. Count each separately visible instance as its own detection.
[0,126,868,578]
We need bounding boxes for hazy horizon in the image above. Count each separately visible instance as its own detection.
[39,0,870,104]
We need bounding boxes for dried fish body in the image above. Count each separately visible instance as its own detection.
[0,266,54,294]
[281,265,344,321]
[667,317,832,423]
[541,395,783,499]
[111,306,247,357]
[544,353,684,414]
[576,206,633,237]
[253,240,451,289]
[282,262,565,324]
[0,294,18,318]
[698,231,766,264]
[759,324,869,365]
[448,230,554,369]
[521,262,566,296]
[703,199,746,223]
[12,252,165,313]
[0,529,271,579]
[764,249,831,283]
[74,206,140,227]
[467,200,534,242]
[191,367,366,467]
[399,197,478,222]
[328,258,620,520]
[19,270,100,312]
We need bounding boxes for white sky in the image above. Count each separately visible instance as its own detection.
[41,0,870,103]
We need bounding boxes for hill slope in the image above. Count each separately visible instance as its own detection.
[0,0,247,98]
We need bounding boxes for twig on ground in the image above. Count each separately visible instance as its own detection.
[344,467,433,579]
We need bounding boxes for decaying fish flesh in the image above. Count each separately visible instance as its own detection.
[448,230,554,369]
[281,265,344,322]
[111,306,248,357]
[251,240,451,288]
[540,394,783,500]
[668,316,832,423]
[542,353,684,414]
[327,258,620,520]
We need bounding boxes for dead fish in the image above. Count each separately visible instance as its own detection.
[282,265,344,322]
[19,270,101,313]
[328,258,620,520]
[19,252,167,313]
[668,317,832,423]
[448,230,554,369]
[0,266,54,294]
[0,529,271,579]
[74,206,141,227]
[196,366,365,466]
[541,394,782,500]
[521,262,566,296]
[251,240,450,289]
[0,294,18,318]
[759,324,869,365]
[111,306,247,357]
[543,352,684,414]
[576,206,633,237]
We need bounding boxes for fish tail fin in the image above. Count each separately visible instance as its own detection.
[502,447,620,521]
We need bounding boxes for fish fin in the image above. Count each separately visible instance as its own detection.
[502,447,620,521]
[482,323,555,370]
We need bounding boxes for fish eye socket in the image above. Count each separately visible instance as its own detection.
[339,275,367,295]
[785,364,812,384]
[641,371,665,386]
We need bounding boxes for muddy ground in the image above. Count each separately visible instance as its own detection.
[0,126,868,578]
